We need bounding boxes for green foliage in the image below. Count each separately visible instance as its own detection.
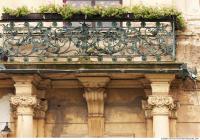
[59,5,76,19]
[3,5,186,30]
[3,6,30,17]
[39,4,61,13]
[78,6,102,16]
[100,6,129,17]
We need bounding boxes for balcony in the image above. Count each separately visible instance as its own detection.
[0,6,186,76]
[0,12,177,63]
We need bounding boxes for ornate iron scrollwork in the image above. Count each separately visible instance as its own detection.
[0,20,175,62]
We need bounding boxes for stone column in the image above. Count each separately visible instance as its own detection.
[78,77,110,137]
[10,75,40,137]
[10,96,37,137]
[145,74,175,138]
[148,95,174,137]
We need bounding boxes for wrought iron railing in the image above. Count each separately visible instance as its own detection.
[0,17,176,63]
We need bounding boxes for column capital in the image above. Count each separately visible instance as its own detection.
[142,100,152,119]
[34,99,48,119]
[10,95,37,107]
[148,95,175,115]
[10,95,37,115]
[169,101,179,119]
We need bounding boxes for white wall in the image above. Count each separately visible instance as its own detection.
[0,93,12,131]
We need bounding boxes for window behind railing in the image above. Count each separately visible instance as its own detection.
[64,0,122,7]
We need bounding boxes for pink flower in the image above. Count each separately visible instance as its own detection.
[63,0,67,4]
[46,0,52,4]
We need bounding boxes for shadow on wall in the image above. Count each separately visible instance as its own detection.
[132,96,146,113]
[51,104,71,137]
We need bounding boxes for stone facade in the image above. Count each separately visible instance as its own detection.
[0,0,200,138]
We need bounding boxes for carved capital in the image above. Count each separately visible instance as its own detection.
[148,95,174,115]
[83,88,106,117]
[169,101,179,119]
[10,96,37,115]
[10,96,37,107]
[34,99,48,119]
[142,100,152,119]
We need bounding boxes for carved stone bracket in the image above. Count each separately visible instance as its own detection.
[148,95,175,115]
[78,76,110,137]
[83,88,106,117]
[83,87,106,137]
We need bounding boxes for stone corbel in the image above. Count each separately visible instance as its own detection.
[78,76,110,137]
[83,88,106,117]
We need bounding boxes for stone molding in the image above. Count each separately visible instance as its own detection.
[78,77,110,88]
[148,95,175,115]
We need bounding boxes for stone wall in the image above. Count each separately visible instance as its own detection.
[44,88,146,137]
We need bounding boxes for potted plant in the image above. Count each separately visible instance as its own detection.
[1,5,185,30]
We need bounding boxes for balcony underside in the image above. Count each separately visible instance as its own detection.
[1,62,183,74]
